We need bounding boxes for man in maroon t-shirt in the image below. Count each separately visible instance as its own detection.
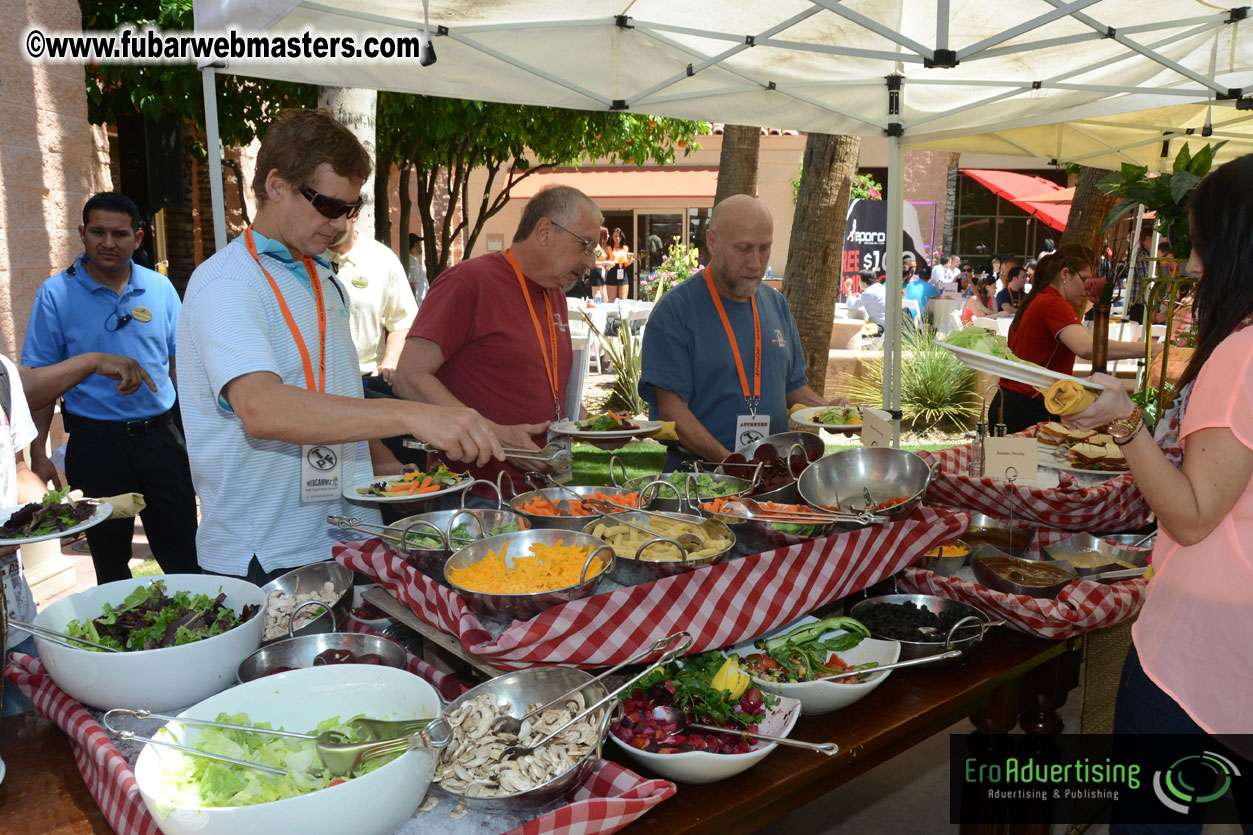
[394,185,603,500]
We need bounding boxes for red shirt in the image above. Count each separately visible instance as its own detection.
[410,251,572,489]
[1002,285,1081,399]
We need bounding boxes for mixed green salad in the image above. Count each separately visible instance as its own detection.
[66,580,258,652]
[154,712,396,807]
[661,472,743,498]
[0,486,96,539]
[740,617,878,684]
[403,520,521,550]
[813,407,861,426]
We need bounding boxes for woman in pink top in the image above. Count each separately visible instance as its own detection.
[1069,157,1253,758]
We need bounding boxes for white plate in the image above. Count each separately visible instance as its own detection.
[0,500,113,546]
[789,406,863,435]
[550,418,663,440]
[938,343,1105,392]
[1035,442,1127,480]
[344,474,472,503]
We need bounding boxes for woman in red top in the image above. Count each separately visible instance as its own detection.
[989,244,1158,433]
[960,277,996,324]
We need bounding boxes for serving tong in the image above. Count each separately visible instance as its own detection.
[103,709,449,778]
[328,478,511,551]
[404,437,572,468]
[499,631,693,760]
[715,497,887,527]
[8,620,122,652]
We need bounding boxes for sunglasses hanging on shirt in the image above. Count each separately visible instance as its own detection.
[105,310,133,332]
[299,185,364,220]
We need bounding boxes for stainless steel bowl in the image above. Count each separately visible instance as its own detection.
[963,513,1036,557]
[509,485,638,532]
[849,593,993,664]
[439,666,611,810]
[798,447,935,521]
[383,508,531,574]
[1041,532,1150,577]
[582,510,735,583]
[621,473,751,514]
[444,529,615,621]
[971,553,1078,598]
[236,631,406,683]
[918,539,972,577]
[260,561,354,644]
[735,431,825,464]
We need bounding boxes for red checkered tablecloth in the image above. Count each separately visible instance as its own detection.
[334,507,968,669]
[916,435,1152,532]
[896,521,1147,640]
[4,646,674,835]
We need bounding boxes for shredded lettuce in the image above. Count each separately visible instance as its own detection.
[154,712,397,808]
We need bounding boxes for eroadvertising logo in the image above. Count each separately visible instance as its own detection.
[950,734,1251,826]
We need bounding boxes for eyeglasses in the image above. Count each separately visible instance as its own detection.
[299,185,364,221]
[549,220,596,257]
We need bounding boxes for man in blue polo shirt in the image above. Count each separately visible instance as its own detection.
[22,192,198,583]
[639,195,841,470]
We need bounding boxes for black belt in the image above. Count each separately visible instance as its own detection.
[64,409,174,437]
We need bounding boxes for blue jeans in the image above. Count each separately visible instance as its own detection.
[1111,645,1252,835]
[2,636,38,717]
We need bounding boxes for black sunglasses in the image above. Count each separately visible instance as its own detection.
[299,185,364,220]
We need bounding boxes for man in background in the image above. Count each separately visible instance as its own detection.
[847,269,887,335]
[329,218,419,393]
[996,265,1027,315]
[408,233,428,307]
[22,192,198,584]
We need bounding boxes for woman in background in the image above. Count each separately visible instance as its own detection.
[961,277,996,324]
[604,227,633,302]
[581,226,612,300]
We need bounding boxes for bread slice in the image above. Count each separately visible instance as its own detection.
[1069,442,1106,463]
[1101,442,1129,470]
[1037,422,1071,445]
[1087,433,1114,446]
[1064,427,1096,444]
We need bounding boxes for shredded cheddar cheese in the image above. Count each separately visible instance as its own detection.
[447,540,609,594]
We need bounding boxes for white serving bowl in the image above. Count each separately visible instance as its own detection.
[608,694,800,784]
[729,616,901,715]
[134,665,442,835]
[345,584,392,632]
[33,574,265,711]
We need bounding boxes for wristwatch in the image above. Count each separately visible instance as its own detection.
[1108,405,1144,446]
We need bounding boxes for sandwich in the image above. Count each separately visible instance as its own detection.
[1101,442,1128,471]
[1087,433,1114,446]
[1068,442,1108,470]
[1036,422,1071,446]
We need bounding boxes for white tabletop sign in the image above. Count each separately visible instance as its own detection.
[984,436,1039,481]
[861,408,893,449]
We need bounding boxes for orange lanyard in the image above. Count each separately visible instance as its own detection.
[505,250,562,419]
[704,268,761,414]
[243,227,327,393]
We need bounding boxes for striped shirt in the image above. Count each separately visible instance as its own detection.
[177,234,379,575]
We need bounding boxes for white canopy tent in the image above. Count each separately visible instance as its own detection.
[192,0,1253,441]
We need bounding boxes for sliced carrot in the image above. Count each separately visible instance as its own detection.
[419,476,434,489]
[415,484,441,494]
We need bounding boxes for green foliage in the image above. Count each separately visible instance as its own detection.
[379,93,704,277]
[831,331,980,431]
[638,237,701,300]
[792,166,880,203]
[1131,382,1174,434]
[1097,141,1226,259]
[81,0,316,147]
[584,315,647,417]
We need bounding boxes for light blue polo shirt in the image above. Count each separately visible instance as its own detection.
[22,255,178,420]
[178,232,376,575]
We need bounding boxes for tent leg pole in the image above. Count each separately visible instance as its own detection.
[201,66,228,251]
[886,134,904,448]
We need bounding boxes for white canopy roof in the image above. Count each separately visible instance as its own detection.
[195,0,1252,159]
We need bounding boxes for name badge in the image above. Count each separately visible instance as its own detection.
[861,408,893,448]
[131,306,153,323]
[984,437,1038,481]
[351,275,369,289]
[301,444,343,503]
[735,414,771,450]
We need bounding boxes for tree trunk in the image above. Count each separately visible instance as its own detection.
[713,124,761,205]
[1060,165,1117,255]
[398,162,413,272]
[163,120,197,293]
[317,86,377,232]
[781,133,861,395]
[943,152,960,256]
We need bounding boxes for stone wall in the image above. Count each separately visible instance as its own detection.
[1,0,109,356]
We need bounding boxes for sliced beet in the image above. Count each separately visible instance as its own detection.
[313,648,356,666]
[355,653,383,665]
[722,452,748,466]
[751,444,778,464]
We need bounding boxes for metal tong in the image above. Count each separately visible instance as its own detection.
[8,620,121,652]
[489,631,689,735]
[717,497,887,526]
[501,630,694,760]
[103,709,450,778]
[404,437,572,467]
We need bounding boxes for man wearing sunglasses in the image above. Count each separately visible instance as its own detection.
[394,184,604,504]
[177,109,503,583]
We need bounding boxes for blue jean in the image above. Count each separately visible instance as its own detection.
[1110,645,1252,835]
[2,636,38,717]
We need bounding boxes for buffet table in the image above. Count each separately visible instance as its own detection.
[0,627,1080,835]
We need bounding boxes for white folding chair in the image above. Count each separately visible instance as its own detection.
[947,308,964,332]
